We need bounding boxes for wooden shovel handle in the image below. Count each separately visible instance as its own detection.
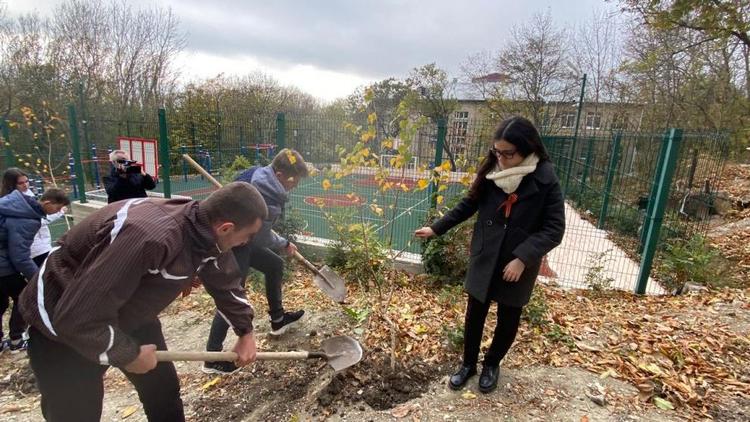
[182,154,222,189]
[292,249,320,274]
[156,350,321,362]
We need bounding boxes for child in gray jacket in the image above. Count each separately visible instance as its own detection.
[203,148,310,375]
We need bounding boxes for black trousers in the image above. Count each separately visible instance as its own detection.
[28,321,184,422]
[206,244,284,352]
[462,295,523,367]
[0,273,27,341]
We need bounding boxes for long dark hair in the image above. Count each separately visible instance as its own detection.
[468,116,549,200]
[1,167,27,197]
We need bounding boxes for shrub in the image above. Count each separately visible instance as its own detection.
[655,234,732,291]
[221,155,253,185]
[273,208,306,244]
[443,325,464,350]
[584,250,615,292]
[325,209,388,290]
[522,288,549,329]
[420,197,474,285]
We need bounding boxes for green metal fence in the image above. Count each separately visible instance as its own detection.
[0,105,729,294]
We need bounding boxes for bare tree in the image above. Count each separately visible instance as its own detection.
[130,4,185,108]
[0,13,56,118]
[405,63,460,169]
[48,0,111,105]
[406,63,458,122]
[48,0,185,115]
[460,51,500,100]
[346,78,412,140]
[572,9,624,104]
[490,11,577,128]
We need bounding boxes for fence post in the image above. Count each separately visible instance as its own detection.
[216,106,223,169]
[91,144,101,189]
[563,74,586,197]
[636,128,683,294]
[1,120,14,167]
[276,112,286,150]
[79,81,92,184]
[180,145,188,182]
[639,131,670,252]
[563,136,578,197]
[430,118,447,208]
[67,105,87,203]
[158,109,172,198]
[578,137,594,201]
[68,153,78,199]
[572,73,587,140]
[239,125,244,154]
[598,131,622,229]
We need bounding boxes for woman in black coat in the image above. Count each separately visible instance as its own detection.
[415,116,565,393]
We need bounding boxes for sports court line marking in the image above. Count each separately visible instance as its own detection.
[374,196,431,234]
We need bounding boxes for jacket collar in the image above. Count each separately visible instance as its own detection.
[0,190,45,219]
[186,203,222,257]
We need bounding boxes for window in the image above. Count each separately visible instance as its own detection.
[585,112,602,129]
[611,113,630,130]
[450,111,469,156]
[559,113,576,128]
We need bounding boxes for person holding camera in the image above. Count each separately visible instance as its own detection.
[104,150,156,203]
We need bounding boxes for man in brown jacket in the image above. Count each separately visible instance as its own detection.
[20,182,267,422]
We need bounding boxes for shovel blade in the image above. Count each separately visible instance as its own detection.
[321,335,362,372]
[313,265,347,303]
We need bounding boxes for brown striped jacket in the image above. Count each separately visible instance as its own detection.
[20,198,254,367]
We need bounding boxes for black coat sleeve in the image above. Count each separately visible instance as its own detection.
[512,181,565,265]
[430,195,479,236]
[140,174,156,190]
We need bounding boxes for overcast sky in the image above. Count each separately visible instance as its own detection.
[6,0,613,102]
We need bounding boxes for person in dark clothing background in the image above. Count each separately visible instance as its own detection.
[415,116,565,394]
[0,184,69,353]
[104,149,157,203]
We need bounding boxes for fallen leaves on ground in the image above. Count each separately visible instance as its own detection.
[167,253,749,419]
[708,163,750,283]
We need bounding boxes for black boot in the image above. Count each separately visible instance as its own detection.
[478,365,499,393]
[448,364,476,390]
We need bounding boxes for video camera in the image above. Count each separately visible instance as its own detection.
[115,158,142,174]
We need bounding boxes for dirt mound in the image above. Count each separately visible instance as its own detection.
[190,360,321,421]
[317,356,442,412]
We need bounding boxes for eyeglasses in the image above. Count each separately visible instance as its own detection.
[489,147,518,159]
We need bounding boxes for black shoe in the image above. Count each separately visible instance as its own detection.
[270,310,305,336]
[478,365,499,393]
[9,339,27,354]
[448,365,477,390]
[201,360,240,375]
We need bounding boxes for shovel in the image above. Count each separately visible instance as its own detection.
[182,153,347,303]
[155,335,363,372]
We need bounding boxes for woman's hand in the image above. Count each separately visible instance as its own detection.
[414,227,435,239]
[503,258,526,282]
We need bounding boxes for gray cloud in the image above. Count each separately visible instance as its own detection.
[169,0,606,79]
[8,0,610,80]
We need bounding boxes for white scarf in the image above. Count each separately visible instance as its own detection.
[485,153,539,194]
